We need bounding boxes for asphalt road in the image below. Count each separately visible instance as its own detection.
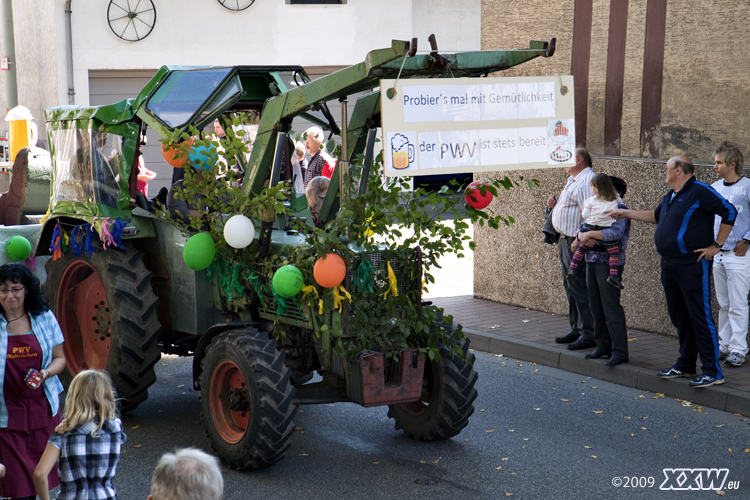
[111,350,749,500]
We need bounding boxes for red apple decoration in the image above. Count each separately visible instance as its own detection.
[464,180,493,209]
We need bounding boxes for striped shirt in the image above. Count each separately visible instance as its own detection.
[551,167,595,237]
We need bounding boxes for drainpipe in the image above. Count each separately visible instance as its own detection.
[65,0,74,104]
[2,0,18,109]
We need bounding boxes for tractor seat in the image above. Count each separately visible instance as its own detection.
[0,147,30,226]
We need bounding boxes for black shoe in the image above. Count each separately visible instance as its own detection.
[566,270,576,281]
[585,347,612,359]
[568,338,596,350]
[555,331,580,344]
[606,276,624,290]
[605,356,629,366]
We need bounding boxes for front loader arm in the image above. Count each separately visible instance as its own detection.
[242,38,556,198]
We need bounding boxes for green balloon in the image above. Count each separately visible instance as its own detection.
[182,233,215,271]
[6,235,32,261]
[272,265,304,298]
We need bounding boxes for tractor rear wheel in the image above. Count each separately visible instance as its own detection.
[388,332,477,440]
[200,328,296,470]
[45,245,161,412]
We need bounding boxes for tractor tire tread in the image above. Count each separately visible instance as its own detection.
[387,329,477,441]
[45,245,162,413]
[201,329,296,470]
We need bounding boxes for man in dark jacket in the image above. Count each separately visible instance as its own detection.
[610,155,736,388]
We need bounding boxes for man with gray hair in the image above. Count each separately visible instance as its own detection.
[147,448,223,500]
[611,155,736,388]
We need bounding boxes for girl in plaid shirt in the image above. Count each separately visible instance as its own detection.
[34,370,126,500]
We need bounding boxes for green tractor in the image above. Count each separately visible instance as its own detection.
[37,38,555,469]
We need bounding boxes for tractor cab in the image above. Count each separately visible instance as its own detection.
[134,65,340,141]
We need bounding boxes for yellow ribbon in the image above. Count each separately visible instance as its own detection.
[301,285,324,315]
[381,262,399,299]
[332,285,352,313]
[363,215,375,238]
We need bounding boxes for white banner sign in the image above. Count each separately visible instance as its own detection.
[380,76,575,176]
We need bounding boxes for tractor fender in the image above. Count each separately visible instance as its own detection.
[192,321,260,390]
[35,217,63,257]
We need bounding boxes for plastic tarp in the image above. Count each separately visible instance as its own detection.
[45,117,138,220]
[0,224,50,285]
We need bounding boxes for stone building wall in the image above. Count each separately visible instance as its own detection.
[478,1,750,334]
[474,156,726,335]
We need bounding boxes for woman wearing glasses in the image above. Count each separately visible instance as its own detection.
[0,264,65,500]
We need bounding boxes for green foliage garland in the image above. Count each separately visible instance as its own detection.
[159,115,537,362]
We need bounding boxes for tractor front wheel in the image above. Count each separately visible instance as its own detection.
[200,328,296,470]
[45,245,162,412]
[388,333,477,441]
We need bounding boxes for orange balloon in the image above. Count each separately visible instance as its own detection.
[313,254,347,288]
[161,142,191,169]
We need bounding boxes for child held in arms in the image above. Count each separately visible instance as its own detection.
[567,173,624,289]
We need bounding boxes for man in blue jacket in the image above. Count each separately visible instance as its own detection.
[611,155,736,388]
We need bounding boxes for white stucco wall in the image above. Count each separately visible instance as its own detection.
[0,0,60,143]
[6,0,482,128]
[412,0,481,52]
[67,0,417,106]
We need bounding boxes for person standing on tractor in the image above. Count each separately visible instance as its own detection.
[303,126,335,187]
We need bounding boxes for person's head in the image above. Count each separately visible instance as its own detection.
[714,141,744,178]
[590,173,618,202]
[666,155,694,188]
[295,141,306,160]
[306,176,330,213]
[567,147,592,176]
[0,263,47,316]
[609,176,627,198]
[304,127,325,155]
[148,448,223,500]
[61,369,117,434]
[213,119,226,138]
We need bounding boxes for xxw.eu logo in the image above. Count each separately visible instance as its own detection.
[660,469,734,490]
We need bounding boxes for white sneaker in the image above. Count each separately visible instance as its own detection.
[719,346,730,359]
[724,352,745,367]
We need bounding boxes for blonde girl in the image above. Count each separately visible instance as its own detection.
[34,370,127,500]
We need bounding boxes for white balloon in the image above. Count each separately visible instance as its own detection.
[224,215,256,248]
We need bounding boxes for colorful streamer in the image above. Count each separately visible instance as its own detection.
[354,259,376,293]
[381,262,399,299]
[332,285,352,313]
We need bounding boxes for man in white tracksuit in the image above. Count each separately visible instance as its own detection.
[711,141,750,367]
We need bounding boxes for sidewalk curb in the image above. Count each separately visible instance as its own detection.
[465,328,750,416]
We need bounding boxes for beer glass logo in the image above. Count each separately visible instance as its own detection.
[391,133,415,170]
